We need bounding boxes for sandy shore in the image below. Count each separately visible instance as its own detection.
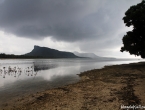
[1,62,145,110]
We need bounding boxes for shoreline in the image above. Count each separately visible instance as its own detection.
[1,61,145,110]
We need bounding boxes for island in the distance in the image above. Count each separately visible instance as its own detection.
[24,45,79,58]
[0,45,116,59]
[0,45,79,58]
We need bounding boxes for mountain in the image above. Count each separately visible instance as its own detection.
[73,51,116,60]
[24,45,79,58]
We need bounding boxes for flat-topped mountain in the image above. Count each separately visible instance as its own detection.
[24,45,79,58]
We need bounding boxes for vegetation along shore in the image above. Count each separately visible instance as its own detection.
[0,61,145,110]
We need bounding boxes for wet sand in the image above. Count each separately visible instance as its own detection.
[1,62,145,110]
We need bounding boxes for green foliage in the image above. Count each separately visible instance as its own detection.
[121,1,145,58]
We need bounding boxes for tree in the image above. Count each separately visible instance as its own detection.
[120,0,145,58]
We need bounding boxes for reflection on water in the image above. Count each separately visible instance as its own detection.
[34,62,57,71]
[0,59,142,87]
[0,58,143,104]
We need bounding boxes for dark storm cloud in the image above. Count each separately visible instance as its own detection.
[0,0,140,42]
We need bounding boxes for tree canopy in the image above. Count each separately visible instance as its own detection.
[120,0,145,58]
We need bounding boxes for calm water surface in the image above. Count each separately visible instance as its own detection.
[0,58,143,103]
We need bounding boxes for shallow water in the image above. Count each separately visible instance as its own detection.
[0,58,143,103]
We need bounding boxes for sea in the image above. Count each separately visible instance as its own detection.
[0,58,143,103]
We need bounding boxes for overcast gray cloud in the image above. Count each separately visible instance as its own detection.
[0,0,103,41]
[0,0,140,42]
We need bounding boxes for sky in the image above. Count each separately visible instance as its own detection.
[0,0,142,58]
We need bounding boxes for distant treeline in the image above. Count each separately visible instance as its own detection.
[0,53,41,59]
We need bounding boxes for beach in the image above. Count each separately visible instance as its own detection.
[1,61,145,110]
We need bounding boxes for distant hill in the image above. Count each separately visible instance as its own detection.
[74,52,100,58]
[24,45,79,58]
[73,51,116,60]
